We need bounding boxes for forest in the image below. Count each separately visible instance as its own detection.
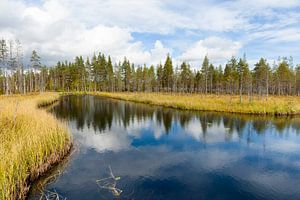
[1,39,300,99]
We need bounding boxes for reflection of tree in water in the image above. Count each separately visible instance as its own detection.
[51,95,300,142]
[235,118,247,138]
[92,98,114,132]
[162,109,173,134]
[113,101,155,129]
[273,118,292,133]
[178,113,192,128]
[199,114,208,141]
[156,109,162,126]
[155,108,172,133]
[292,119,300,134]
[52,95,115,132]
[252,119,269,134]
[223,116,236,135]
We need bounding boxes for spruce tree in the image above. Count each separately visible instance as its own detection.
[30,50,41,92]
[201,55,209,94]
[107,56,114,92]
[162,54,173,92]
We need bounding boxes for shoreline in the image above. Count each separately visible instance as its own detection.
[23,142,73,199]
[23,94,73,199]
[81,92,300,116]
[0,93,73,200]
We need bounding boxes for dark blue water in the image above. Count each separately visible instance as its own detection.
[30,95,300,200]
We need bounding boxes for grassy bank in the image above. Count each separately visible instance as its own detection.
[0,93,72,199]
[95,92,300,115]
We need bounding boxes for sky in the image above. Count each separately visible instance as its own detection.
[1,0,300,68]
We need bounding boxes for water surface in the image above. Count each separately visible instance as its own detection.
[30,95,300,200]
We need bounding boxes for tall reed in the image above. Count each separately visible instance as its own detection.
[0,93,72,199]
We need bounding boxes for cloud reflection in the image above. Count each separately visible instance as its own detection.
[46,95,300,200]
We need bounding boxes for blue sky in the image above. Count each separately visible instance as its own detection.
[1,0,300,68]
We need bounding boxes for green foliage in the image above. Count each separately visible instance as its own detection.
[30,50,41,70]
[162,54,173,91]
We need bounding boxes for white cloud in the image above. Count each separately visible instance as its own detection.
[233,0,300,9]
[177,37,242,66]
[251,28,300,43]
[267,139,300,153]
[149,41,172,65]
[115,40,170,66]
[62,0,191,34]
[0,0,174,66]
[184,118,203,141]
[76,129,131,153]
[1,0,300,66]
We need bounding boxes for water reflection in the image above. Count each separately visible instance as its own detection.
[53,96,300,134]
[52,95,300,146]
[35,95,300,200]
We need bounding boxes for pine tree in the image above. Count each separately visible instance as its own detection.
[208,63,215,93]
[296,65,300,95]
[30,50,41,92]
[201,55,209,94]
[180,62,192,92]
[195,70,202,93]
[99,54,107,91]
[107,56,114,92]
[237,58,250,102]
[85,57,92,91]
[162,54,173,92]
[156,63,163,92]
[8,40,17,94]
[122,58,131,91]
[276,60,292,95]
[15,40,24,93]
[224,57,238,94]
[148,65,156,92]
[91,54,98,91]
[254,58,270,99]
[115,62,123,92]
[0,39,8,94]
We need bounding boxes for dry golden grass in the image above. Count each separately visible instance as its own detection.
[0,93,72,199]
[96,92,300,115]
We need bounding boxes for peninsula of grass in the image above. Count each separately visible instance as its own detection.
[95,92,300,116]
[0,93,72,200]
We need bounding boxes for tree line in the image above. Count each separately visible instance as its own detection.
[0,39,42,94]
[1,39,300,100]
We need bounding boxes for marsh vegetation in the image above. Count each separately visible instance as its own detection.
[0,93,72,199]
[95,92,300,115]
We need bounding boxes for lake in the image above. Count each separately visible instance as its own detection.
[29,95,300,200]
